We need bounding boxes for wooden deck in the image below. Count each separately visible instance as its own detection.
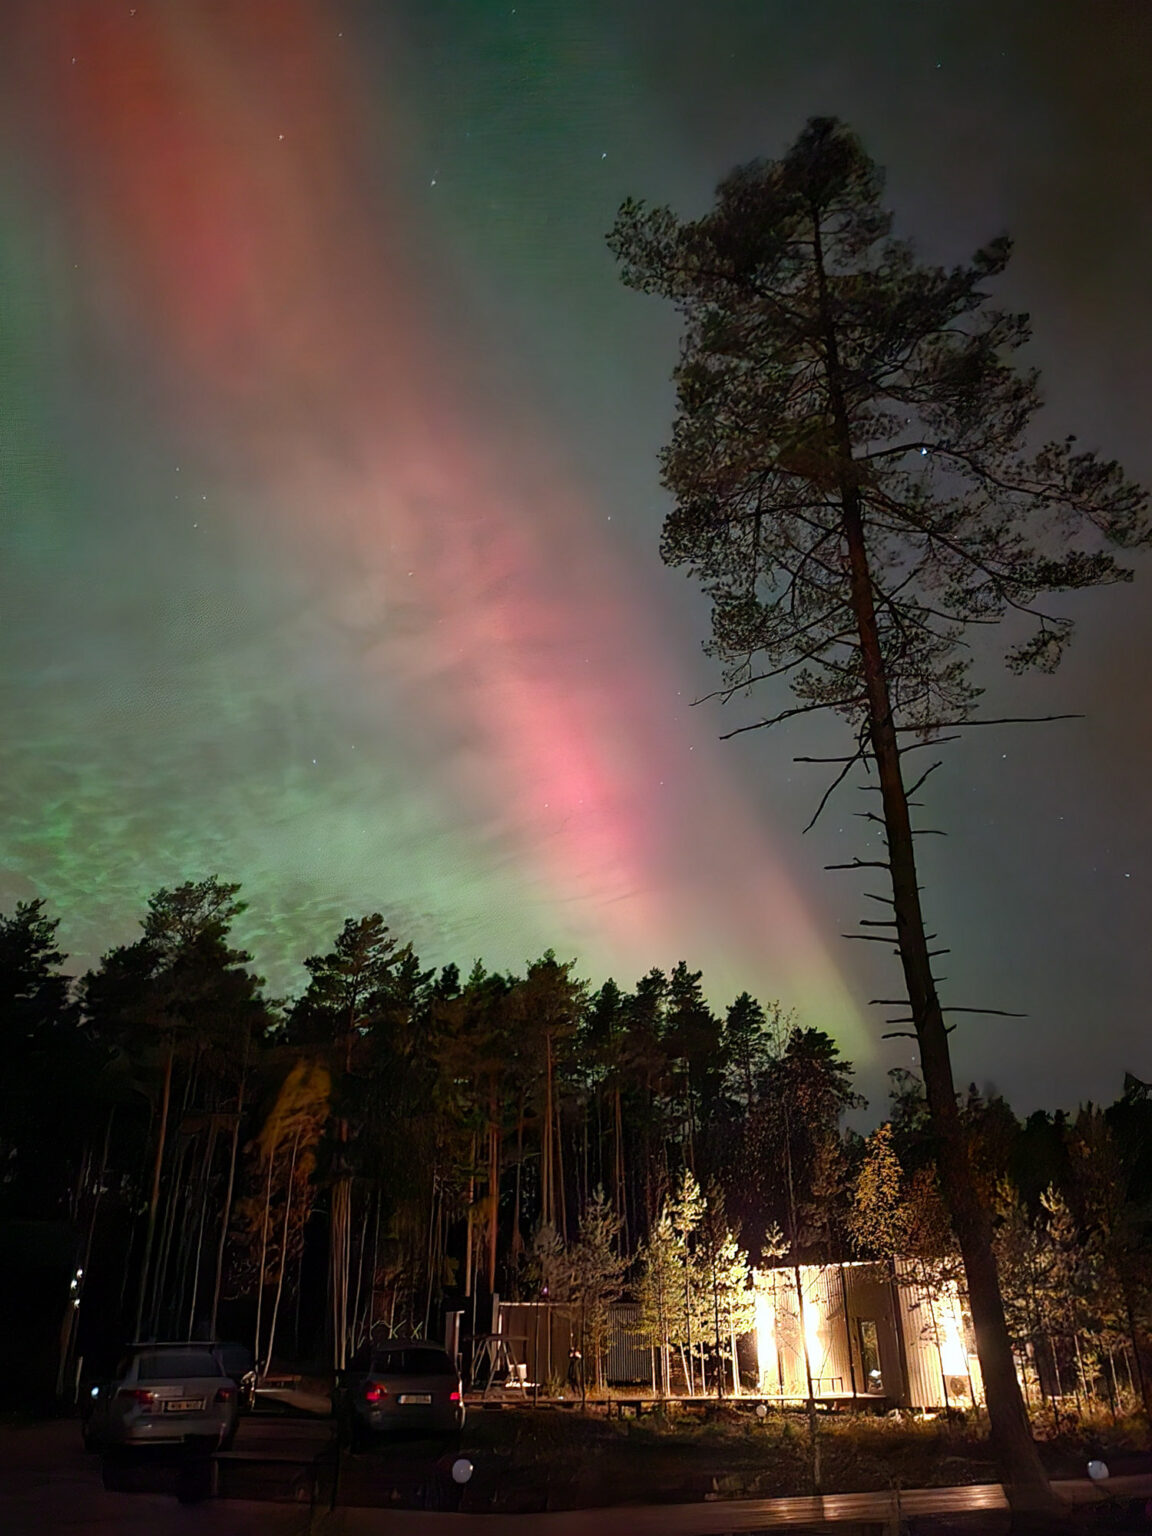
[332,1473,1152,1533]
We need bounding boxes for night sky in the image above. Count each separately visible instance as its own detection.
[2,1,1149,1115]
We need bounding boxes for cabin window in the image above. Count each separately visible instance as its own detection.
[858,1318,882,1392]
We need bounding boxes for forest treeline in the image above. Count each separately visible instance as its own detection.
[2,877,1151,1411]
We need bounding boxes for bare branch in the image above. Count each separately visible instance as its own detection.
[719,696,862,740]
[802,746,866,834]
[905,761,943,798]
[898,735,962,754]
[894,714,1083,733]
[941,1006,1027,1018]
[794,753,867,765]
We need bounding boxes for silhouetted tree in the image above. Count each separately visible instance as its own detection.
[0,900,92,1217]
[610,115,1149,1504]
[83,878,266,1341]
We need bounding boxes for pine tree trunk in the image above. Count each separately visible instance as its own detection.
[511,1096,525,1262]
[712,1261,723,1399]
[264,1128,301,1373]
[542,1040,553,1231]
[810,212,1055,1513]
[134,1042,174,1340]
[464,1144,475,1300]
[487,1120,500,1293]
[209,1030,248,1340]
[330,1176,352,1370]
[554,1084,567,1241]
[614,1089,627,1249]
[185,1121,218,1337]
[254,1138,277,1372]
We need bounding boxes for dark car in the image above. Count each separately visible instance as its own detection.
[340,1341,465,1446]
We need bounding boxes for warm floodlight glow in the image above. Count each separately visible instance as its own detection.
[754,1287,777,1391]
[802,1291,823,1370]
[939,1307,968,1377]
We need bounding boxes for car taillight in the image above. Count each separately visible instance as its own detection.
[363,1381,387,1403]
[118,1389,156,1408]
[450,1390,461,1402]
[214,1387,235,1404]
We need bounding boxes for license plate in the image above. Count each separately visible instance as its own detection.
[397,1393,432,1405]
[164,1398,204,1413]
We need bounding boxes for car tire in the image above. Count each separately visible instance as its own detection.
[81,1425,102,1454]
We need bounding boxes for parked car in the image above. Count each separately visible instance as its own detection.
[339,1341,465,1446]
[82,1343,239,1453]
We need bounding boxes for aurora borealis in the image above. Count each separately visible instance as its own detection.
[2,1,1150,1109]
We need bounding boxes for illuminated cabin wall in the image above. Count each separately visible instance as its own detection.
[753,1263,984,1411]
[893,1262,984,1411]
[493,1266,985,1405]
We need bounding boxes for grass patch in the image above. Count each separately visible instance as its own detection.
[446,1405,1150,1509]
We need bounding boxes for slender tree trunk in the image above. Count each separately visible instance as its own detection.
[839,1264,858,1401]
[487,1119,500,1293]
[683,1262,695,1396]
[330,1177,352,1370]
[264,1127,301,1373]
[254,1137,277,1371]
[186,1121,218,1337]
[613,1088,627,1250]
[1071,1328,1086,1415]
[134,1043,174,1339]
[209,1031,248,1339]
[581,1100,589,1216]
[780,1105,820,1486]
[543,1039,554,1231]
[712,1257,723,1398]
[150,1134,188,1337]
[554,1085,567,1241]
[351,1188,373,1353]
[424,1171,439,1337]
[464,1140,475,1300]
[794,1261,821,1490]
[811,211,1053,1512]
[511,1095,525,1266]
[368,1187,382,1344]
[60,1109,115,1396]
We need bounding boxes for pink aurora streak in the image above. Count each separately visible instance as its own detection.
[10,0,866,1041]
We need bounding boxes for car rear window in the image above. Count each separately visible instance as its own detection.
[370,1348,454,1377]
[136,1351,223,1380]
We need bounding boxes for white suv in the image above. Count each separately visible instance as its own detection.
[83,1345,239,1452]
